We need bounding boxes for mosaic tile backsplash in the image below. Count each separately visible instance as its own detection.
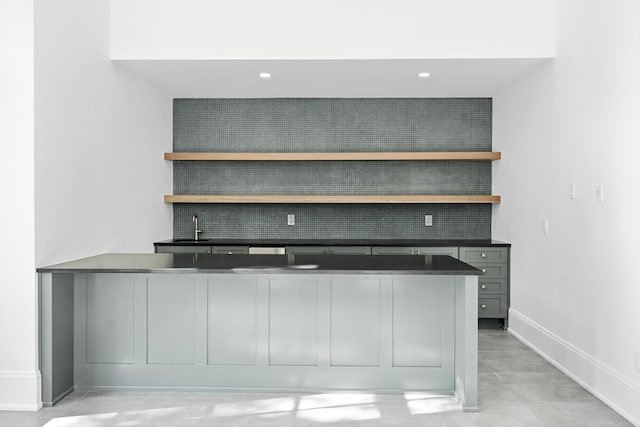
[173,98,493,240]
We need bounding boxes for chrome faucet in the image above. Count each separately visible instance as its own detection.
[192,215,203,241]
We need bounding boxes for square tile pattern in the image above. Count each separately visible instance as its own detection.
[172,98,493,240]
[1,329,632,426]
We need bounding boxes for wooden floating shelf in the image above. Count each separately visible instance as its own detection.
[164,195,501,204]
[165,152,501,161]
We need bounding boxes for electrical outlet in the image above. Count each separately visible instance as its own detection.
[543,218,550,234]
[570,183,576,199]
[424,215,433,227]
[287,214,295,226]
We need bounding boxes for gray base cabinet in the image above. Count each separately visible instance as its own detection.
[286,246,372,255]
[372,246,459,258]
[156,245,212,254]
[156,245,249,254]
[459,247,510,327]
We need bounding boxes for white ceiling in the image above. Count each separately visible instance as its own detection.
[114,58,550,98]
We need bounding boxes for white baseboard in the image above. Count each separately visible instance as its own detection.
[509,308,640,426]
[0,370,42,411]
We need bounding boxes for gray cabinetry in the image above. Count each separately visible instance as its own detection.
[372,246,459,258]
[155,245,249,254]
[460,246,509,327]
[211,245,249,254]
[286,246,371,255]
[156,245,212,254]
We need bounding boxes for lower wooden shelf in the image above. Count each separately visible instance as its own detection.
[164,195,501,204]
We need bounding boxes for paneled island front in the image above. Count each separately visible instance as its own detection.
[37,253,480,410]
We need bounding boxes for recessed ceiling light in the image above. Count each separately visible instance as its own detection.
[259,72,272,79]
[417,72,431,78]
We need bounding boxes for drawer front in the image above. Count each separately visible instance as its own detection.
[465,263,507,279]
[478,297,507,318]
[211,246,249,255]
[478,279,508,295]
[286,246,328,255]
[372,247,413,255]
[460,247,508,263]
[156,245,211,254]
[414,247,459,259]
[327,246,372,255]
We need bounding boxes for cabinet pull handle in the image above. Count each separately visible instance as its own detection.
[481,268,486,274]
[410,249,414,255]
[481,284,486,289]
[481,304,487,309]
[416,250,421,255]
[228,252,232,255]
[481,252,487,258]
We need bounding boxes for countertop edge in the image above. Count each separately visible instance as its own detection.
[154,239,512,247]
[36,253,483,275]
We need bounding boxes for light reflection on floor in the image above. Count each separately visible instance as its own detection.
[41,391,458,425]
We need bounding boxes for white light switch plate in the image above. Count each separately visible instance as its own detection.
[424,215,433,226]
[287,214,295,226]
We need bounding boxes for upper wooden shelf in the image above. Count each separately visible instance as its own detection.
[164,195,501,204]
[164,152,501,161]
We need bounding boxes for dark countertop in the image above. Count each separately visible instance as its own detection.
[37,253,482,275]
[154,239,511,247]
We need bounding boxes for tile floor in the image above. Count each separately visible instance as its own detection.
[0,327,633,426]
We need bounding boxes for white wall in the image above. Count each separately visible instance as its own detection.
[493,0,640,424]
[35,0,173,266]
[0,0,40,411]
[111,0,554,60]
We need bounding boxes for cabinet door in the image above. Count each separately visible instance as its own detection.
[211,246,249,255]
[327,246,372,255]
[414,247,459,259]
[156,245,211,254]
[286,246,328,255]
[371,246,414,255]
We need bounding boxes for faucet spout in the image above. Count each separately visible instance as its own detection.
[192,215,203,241]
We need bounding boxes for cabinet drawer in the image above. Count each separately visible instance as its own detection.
[156,245,211,254]
[460,247,507,263]
[211,246,249,255]
[466,263,507,279]
[327,246,372,255]
[478,279,508,295]
[286,246,328,255]
[478,297,507,318]
[372,247,413,255]
[414,247,459,258]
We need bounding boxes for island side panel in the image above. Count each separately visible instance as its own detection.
[39,273,74,406]
[455,274,479,410]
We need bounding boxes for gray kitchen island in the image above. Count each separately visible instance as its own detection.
[37,253,480,410]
